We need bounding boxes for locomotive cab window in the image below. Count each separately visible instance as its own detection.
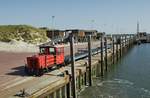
[56,47,64,55]
[49,47,55,55]
[40,48,46,54]
[57,48,61,55]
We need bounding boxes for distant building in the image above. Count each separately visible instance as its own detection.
[46,29,105,42]
[96,32,105,39]
[66,29,97,36]
[46,30,66,39]
[137,32,147,37]
[65,29,98,42]
[137,32,147,43]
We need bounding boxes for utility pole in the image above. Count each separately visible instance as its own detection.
[137,21,140,40]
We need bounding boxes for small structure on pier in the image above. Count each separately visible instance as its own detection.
[136,21,150,43]
[136,32,148,43]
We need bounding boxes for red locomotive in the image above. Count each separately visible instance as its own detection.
[25,44,64,76]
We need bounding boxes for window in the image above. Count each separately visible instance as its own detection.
[49,48,55,55]
[40,48,46,54]
[57,48,61,55]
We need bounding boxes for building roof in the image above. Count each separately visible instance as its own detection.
[65,29,98,32]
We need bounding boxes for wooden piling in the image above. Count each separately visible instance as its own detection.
[123,35,125,51]
[65,71,70,98]
[69,34,77,98]
[120,36,122,57]
[96,40,100,77]
[49,92,55,98]
[127,35,129,48]
[88,35,92,86]
[66,83,70,98]
[78,76,80,91]
[112,36,115,64]
[125,35,127,49]
[104,37,108,71]
[129,35,131,47]
[84,72,87,85]
[122,35,124,50]
[81,74,84,86]
[132,35,134,45]
[56,89,60,98]
[53,92,57,98]
[61,86,66,98]
[100,36,104,76]
[78,70,82,90]
[116,36,119,61]
[131,35,133,45]
[96,61,100,77]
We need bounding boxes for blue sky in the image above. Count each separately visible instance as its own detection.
[0,0,150,33]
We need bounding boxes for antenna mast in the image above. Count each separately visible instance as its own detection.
[137,21,139,34]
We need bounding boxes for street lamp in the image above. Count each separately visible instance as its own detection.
[52,16,55,40]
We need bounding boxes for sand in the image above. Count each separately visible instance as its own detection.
[0,40,38,53]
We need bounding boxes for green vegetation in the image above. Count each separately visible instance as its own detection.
[0,25,48,44]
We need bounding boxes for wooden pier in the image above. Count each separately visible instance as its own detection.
[0,34,135,98]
